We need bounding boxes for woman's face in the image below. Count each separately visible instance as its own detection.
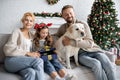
[62,8,75,23]
[40,28,49,39]
[23,16,34,29]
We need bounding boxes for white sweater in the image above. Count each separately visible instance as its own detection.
[4,28,34,56]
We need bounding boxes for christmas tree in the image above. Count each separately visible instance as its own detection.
[87,0,120,50]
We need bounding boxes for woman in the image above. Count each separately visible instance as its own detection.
[3,12,44,80]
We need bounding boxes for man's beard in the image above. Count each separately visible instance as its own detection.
[67,20,73,23]
[66,17,75,23]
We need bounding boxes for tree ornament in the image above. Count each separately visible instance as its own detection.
[117,32,120,36]
[112,39,116,44]
[87,0,120,50]
[110,27,114,31]
[91,28,94,30]
[110,32,113,35]
[104,11,110,15]
[105,45,107,48]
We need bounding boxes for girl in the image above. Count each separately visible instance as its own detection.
[4,12,44,80]
[33,23,73,80]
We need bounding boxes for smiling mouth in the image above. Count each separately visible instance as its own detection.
[26,24,31,26]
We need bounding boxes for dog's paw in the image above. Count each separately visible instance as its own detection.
[66,65,71,69]
[65,74,77,80]
[76,62,80,67]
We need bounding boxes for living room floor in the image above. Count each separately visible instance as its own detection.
[65,64,120,80]
[116,66,120,80]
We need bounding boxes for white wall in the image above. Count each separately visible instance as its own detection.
[0,0,120,34]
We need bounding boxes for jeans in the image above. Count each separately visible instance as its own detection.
[44,59,63,75]
[4,56,44,80]
[78,50,116,80]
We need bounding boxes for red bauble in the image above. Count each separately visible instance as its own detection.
[104,11,110,15]
[112,39,116,44]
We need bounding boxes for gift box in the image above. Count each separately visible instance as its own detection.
[115,55,120,65]
[39,46,57,61]
[109,47,117,55]
[115,59,120,65]
[109,47,120,65]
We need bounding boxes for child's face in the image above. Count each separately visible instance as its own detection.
[40,28,49,39]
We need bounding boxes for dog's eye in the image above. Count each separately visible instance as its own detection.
[76,28,79,30]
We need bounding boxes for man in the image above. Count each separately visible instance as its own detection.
[54,5,116,80]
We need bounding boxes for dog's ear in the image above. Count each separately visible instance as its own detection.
[67,26,73,34]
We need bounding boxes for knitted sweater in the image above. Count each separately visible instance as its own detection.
[3,28,34,56]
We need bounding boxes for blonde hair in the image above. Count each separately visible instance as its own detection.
[21,12,35,22]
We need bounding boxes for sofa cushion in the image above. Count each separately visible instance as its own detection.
[0,64,52,80]
[0,64,22,80]
[0,34,10,63]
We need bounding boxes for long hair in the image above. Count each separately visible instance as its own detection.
[33,26,53,49]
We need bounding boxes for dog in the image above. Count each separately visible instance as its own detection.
[54,23,86,69]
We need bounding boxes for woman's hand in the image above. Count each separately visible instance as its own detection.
[26,52,40,58]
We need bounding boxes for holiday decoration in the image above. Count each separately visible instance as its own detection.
[115,56,120,65]
[34,22,52,29]
[109,47,118,56]
[39,46,57,61]
[87,0,120,50]
[46,0,59,5]
[109,45,120,65]
[115,45,120,65]
[34,12,61,17]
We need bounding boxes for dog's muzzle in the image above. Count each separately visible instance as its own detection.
[80,32,84,37]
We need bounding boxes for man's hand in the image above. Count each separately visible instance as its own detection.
[62,36,71,46]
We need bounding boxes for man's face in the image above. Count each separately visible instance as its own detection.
[62,8,75,23]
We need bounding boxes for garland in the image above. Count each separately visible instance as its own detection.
[47,0,60,5]
[34,12,62,17]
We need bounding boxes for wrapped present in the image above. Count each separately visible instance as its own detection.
[115,55,120,65]
[109,47,117,55]
[108,47,117,63]
[115,59,120,65]
[109,46,120,65]
[39,46,57,61]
